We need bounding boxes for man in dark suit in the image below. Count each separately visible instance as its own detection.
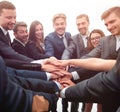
[45,13,74,112]
[12,21,50,59]
[0,55,60,112]
[45,13,73,60]
[0,1,69,81]
[59,51,120,112]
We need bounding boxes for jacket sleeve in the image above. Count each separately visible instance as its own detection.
[5,59,42,71]
[0,41,33,62]
[61,38,76,60]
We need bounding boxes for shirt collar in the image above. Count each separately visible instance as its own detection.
[0,26,8,35]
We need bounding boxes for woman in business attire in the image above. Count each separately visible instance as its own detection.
[85,29,105,112]
[28,20,50,59]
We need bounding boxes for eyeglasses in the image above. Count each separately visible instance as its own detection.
[90,36,101,41]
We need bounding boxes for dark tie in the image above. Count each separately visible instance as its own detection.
[6,32,11,45]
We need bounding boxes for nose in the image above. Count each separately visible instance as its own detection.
[107,24,112,31]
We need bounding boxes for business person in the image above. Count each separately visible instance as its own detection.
[0,55,60,112]
[62,14,91,112]
[12,21,50,59]
[0,0,70,81]
[45,13,73,60]
[45,13,74,112]
[58,6,120,83]
[59,49,120,112]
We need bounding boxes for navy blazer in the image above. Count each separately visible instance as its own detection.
[65,52,120,112]
[0,29,33,62]
[0,56,59,112]
[45,32,73,59]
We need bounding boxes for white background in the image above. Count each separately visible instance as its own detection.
[8,0,120,37]
[5,0,120,111]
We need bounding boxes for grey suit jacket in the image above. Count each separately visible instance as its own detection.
[62,34,89,59]
[65,51,120,112]
[76,35,118,82]
[83,35,117,59]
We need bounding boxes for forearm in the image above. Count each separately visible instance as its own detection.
[68,58,116,71]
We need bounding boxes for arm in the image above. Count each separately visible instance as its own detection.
[0,41,33,62]
[44,36,55,57]
[61,40,76,60]
[66,58,116,71]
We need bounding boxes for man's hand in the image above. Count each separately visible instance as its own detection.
[60,80,75,88]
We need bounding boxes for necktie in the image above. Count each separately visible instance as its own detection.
[6,32,11,45]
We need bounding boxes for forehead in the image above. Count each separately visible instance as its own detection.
[17,26,27,31]
[91,33,101,37]
[1,9,16,16]
[104,13,119,23]
[76,17,88,23]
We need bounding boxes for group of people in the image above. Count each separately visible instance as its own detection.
[0,0,120,112]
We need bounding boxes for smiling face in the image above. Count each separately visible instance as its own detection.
[90,32,102,48]
[14,26,28,44]
[53,17,66,36]
[35,24,44,40]
[0,9,16,30]
[103,13,120,36]
[76,16,89,35]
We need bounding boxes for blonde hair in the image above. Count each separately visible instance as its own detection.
[52,13,66,23]
[76,14,89,22]
[101,6,120,20]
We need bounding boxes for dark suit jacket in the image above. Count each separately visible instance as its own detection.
[65,52,120,112]
[0,56,59,112]
[12,39,50,59]
[62,34,89,59]
[45,32,73,59]
[0,29,33,62]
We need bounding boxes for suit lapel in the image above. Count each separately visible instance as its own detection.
[0,29,11,45]
[109,35,118,59]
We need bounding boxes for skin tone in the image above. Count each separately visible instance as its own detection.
[0,9,16,30]
[0,7,70,80]
[104,13,120,36]
[76,17,89,35]
[14,26,29,44]
[35,24,44,41]
[90,33,102,48]
[53,18,66,36]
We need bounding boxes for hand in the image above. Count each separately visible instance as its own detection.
[50,69,72,80]
[43,57,62,66]
[41,63,63,72]
[60,80,75,88]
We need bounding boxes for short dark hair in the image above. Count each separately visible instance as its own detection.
[0,1,16,15]
[13,22,27,33]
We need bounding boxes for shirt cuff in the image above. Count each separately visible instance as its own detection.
[31,59,44,64]
[71,71,80,80]
[60,87,69,98]
[46,72,51,80]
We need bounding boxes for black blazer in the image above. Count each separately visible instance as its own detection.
[0,29,33,62]
[12,39,50,59]
[0,56,59,112]
[45,32,73,59]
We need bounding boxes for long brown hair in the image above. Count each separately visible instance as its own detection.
[87,29,105,51]
[29,20,44,43]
